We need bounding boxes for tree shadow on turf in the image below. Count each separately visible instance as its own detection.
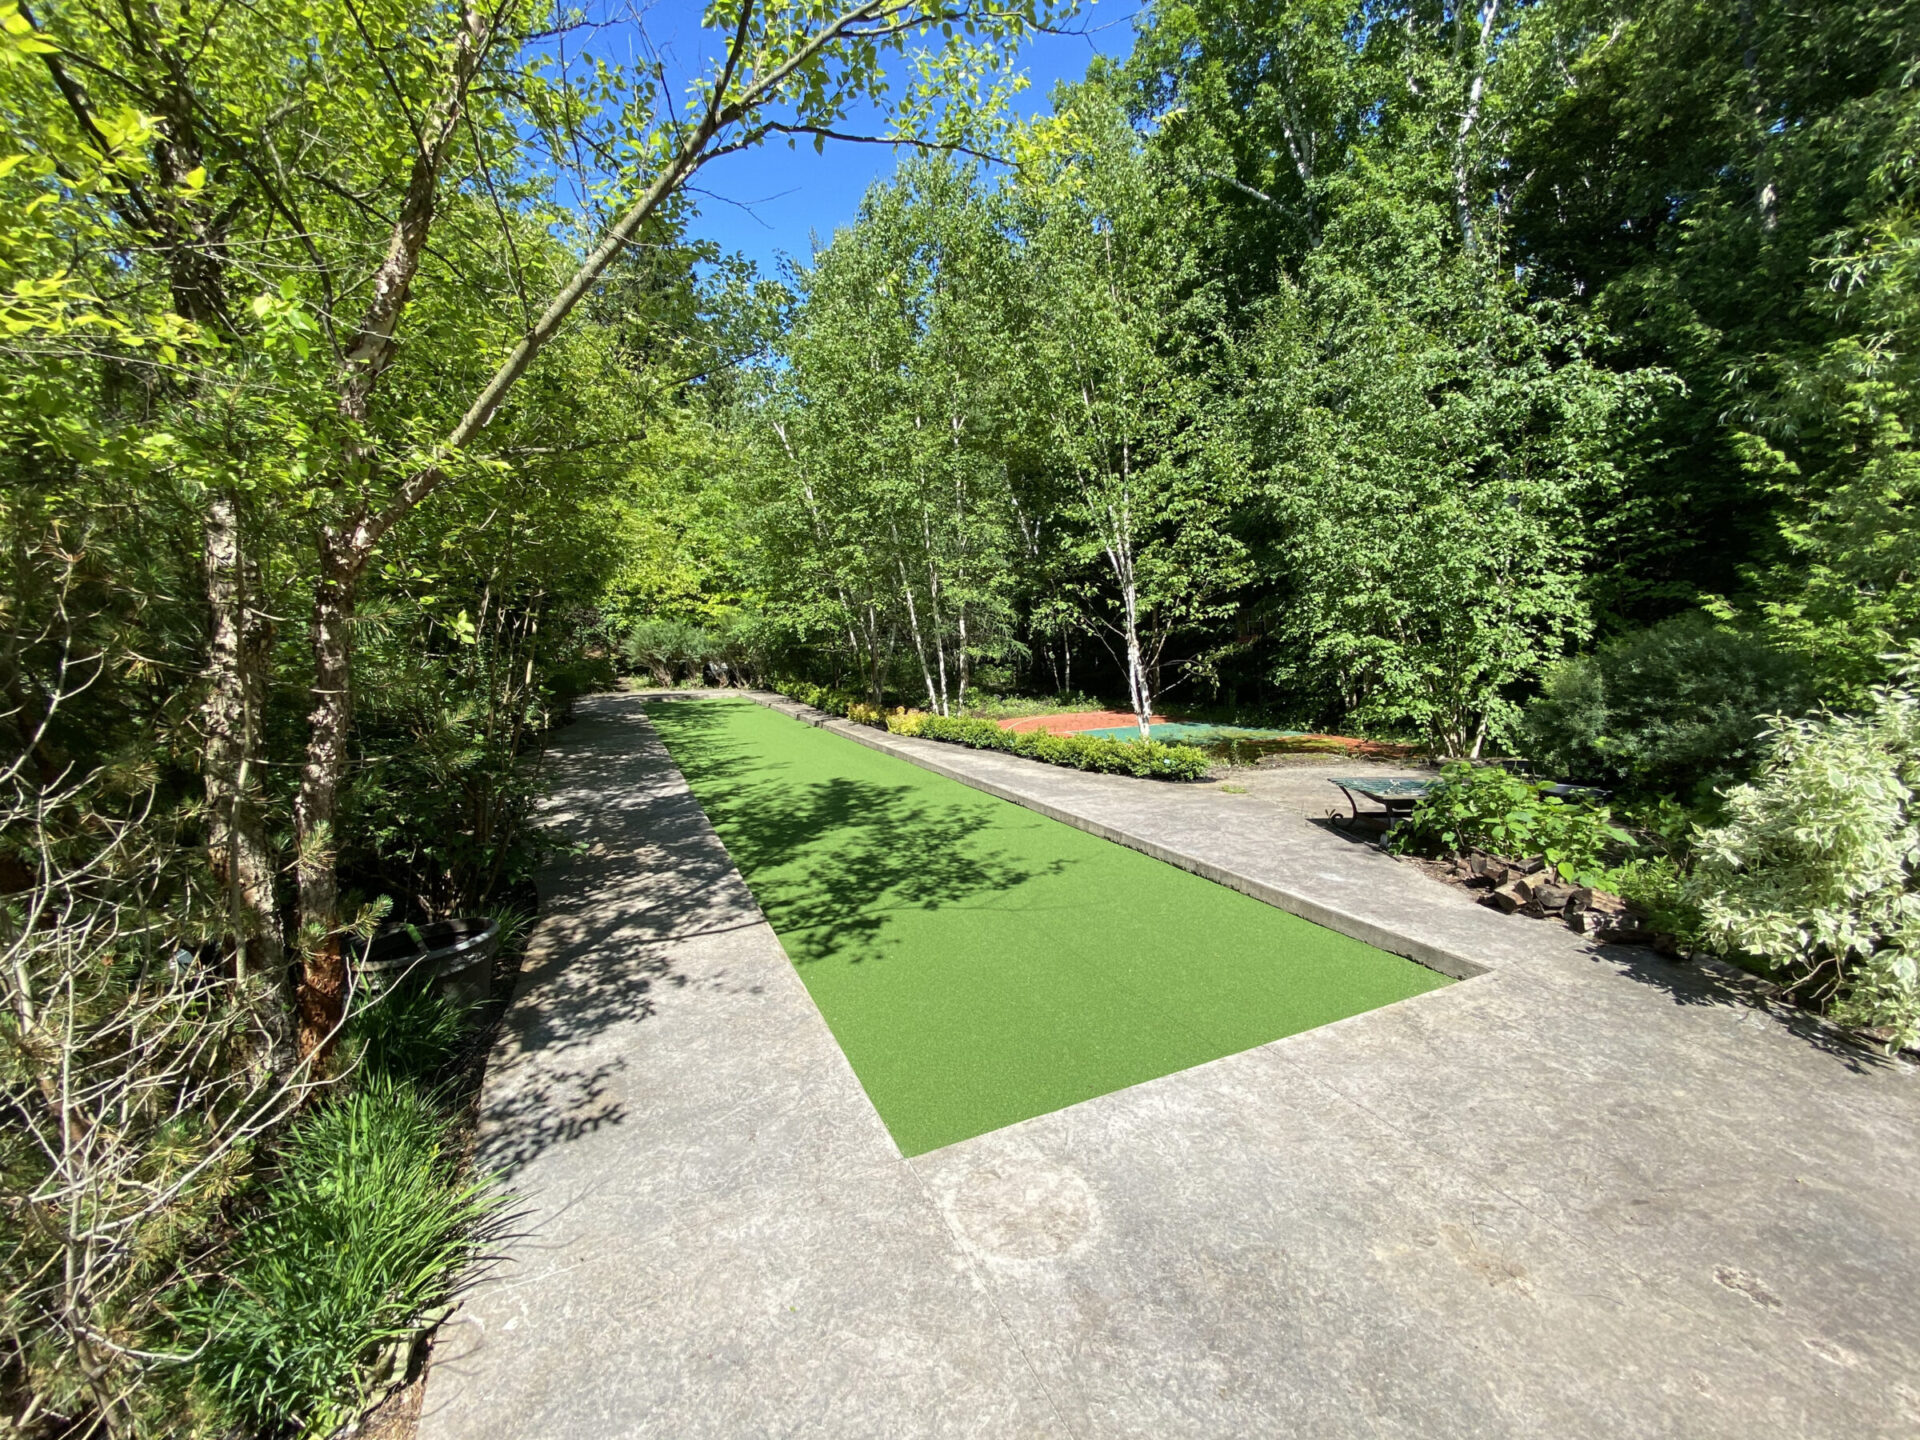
[647,696,1069,965]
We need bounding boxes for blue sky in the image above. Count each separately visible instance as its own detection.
[612,0,1141,278]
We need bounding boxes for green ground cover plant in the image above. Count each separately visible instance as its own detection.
[168,985,502,1436]
[1393,763,1698,937]
[649,697,1447,1154]
[1392,763,1636,887]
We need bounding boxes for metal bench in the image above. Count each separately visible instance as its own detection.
[1327,776,1436,829]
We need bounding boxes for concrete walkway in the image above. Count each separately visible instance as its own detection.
[420,692,1920,1439]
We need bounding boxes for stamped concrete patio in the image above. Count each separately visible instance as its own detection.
[418,691,1920,1439]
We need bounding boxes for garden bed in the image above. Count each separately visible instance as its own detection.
[887,710,1215,780]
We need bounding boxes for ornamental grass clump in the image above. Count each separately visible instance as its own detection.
[1687,674,1920,1046]
[188,1074,507,1438]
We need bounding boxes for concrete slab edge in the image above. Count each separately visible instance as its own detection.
[664,688,1491,983]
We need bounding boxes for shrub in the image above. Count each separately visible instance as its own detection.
[1687,674,1920,1045]
[1520,614,1817,798]
[902,713,1213,781]
[623,617,719,685]
[772,678,866,717]
[189,1077,505,1438]
[343,606,563,918]
[955,693,1102,721]
[886,708,929,735]
[1393,762,1635,886]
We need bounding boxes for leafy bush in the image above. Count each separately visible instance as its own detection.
[342,596,572,919]
[623,617,720,685]
[893,712,1213,781]
[1687,674,1920,1045]
[189,1077,505,1438]
[1605,854,1702,943]
[1394,762,1635,886]
[956,693,1102,721]
[773,678,866,716]
[1521,614,1817,798]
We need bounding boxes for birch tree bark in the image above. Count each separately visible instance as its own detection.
[1452,0,1500,252]
[202,491,290,1065]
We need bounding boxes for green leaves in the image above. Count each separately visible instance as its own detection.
[1689,671,1920,1043]
[0,2,57,55]
[249,283,321,359]
[1519,613,1819,798]
[188,1077,506,1437]
[1236,183,1647,754]
[1395,761,1636,887]
[908,710,1215,779]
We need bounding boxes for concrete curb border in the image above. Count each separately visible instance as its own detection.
[642,688,1490,983]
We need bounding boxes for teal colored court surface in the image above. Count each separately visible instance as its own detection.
[647,698,1449,1155]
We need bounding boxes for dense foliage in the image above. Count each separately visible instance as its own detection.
[1392,763,1635,888]
[1520,615,1820,799]
[188,1071,503,1437]
[701,0,1918,775]
[4,0,1917,1427]
[0,0,1057,1427]
[1689,676,1920,1045]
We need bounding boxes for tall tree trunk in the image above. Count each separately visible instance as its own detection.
[919,506,951,716]
[42,9,301,1056]
[202,490,291,1067]
[1120,578,1150,736]
[292,536,362,1059]
[290,1,493,1058]
[900,565,939,713]
[955,604,969,715]
[1452,0,1500,252]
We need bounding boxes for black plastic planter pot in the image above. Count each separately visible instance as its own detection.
[355,916,500,1010]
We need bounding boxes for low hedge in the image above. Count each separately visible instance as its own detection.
[887,711,1212,782]
[771,679,877,723]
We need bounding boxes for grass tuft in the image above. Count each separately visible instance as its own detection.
[187,1076,505,1438]
[345,981,471,1088]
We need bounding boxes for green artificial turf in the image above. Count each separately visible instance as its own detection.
[648,697,1450,1155]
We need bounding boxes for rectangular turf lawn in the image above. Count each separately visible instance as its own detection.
[648,697,1449,1156]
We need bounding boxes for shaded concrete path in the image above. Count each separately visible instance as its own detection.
[421,693,1920,1439]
